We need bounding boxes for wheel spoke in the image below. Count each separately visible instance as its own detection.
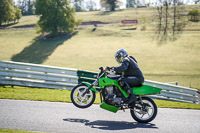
[148,107,153,110]
[80,98,84,104]
[78,90,81,95]
[141,114,145,118]
[85,97,89,101]
[80,95,86,104]
[147,111,151,116]
[75,96,81,99]
[135,110,142,114]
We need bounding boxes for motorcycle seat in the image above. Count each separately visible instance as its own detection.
[107,75,121,80]
[132,83,143,88]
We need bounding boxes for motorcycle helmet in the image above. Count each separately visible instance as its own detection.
[115,49,128,64]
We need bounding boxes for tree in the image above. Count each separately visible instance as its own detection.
[14,8,22,23]
[16,0,35,15]
[35,0,77,37]
[193,0,200,4]
[188,8,200,21]
[0,0,15,26]
[171,0,186,34]
[155,0,187,42]
[8,6,15,24]
[16,0,26,15]
[163,0,170,35]
[27,0,34,15]
[157,5,163,34]
[71,0,83,12]
[86,0,97,11]
[135,0,146,7]
[126,0,136,8]
[100,0,121,11]
[156,0,174,35]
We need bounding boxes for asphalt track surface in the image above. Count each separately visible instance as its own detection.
[0,99,200,133]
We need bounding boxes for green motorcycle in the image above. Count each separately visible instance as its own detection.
[71,67,162,123]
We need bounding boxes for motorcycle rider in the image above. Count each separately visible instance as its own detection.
[108,49,144,104]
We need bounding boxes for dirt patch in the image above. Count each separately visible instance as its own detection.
[81,21,109,25]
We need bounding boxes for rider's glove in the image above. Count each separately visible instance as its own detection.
[106,66,111,71]
[109,67,115,73]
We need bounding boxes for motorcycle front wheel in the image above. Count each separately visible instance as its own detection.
[71,84,96,108]
[130,97,157,123]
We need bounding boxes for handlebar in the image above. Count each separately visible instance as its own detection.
[105,67,115,75]
[98,66,115,78]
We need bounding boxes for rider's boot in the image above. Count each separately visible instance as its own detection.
[124,83,137,104]
[119,81,137,104]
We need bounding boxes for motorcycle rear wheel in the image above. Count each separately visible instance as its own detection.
[71,84,96,108]
[130,97,157,123]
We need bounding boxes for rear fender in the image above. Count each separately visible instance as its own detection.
[82,82,96,92]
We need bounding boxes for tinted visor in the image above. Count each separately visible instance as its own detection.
[115,54,122,63]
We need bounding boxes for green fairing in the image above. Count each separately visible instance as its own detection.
[98,77,129,98]
[132,85,162,95]
[82,82,96,92]
[83,78,161,97]
[100,102,119,113]
[98,77,162,97]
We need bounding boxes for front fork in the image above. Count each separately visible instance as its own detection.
[81,85,94,97]
[81,81,98,97]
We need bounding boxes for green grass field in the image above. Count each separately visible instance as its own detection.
[0,25,199,88]
[0,5,200,109]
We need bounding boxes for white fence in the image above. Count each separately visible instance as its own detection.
[144,80,199,104]
[0,60,79,90]
[0,60,199,104]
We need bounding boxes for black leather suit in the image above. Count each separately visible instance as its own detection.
[113,56,144,87]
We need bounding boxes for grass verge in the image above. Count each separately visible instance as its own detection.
[0,86,199,109]
[0,129,45,133]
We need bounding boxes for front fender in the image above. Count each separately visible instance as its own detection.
[82,82,96,92]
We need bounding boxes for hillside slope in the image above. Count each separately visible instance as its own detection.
[0,5,200,89]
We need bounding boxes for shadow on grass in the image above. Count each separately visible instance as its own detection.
[98,9,124,16]
[154,22,187,45]
[153,29,184,45]
[189,19,200,22]
[121,28,137,30]
[63,118,158,130]
[0,23,17,29]
[11,32,77,64]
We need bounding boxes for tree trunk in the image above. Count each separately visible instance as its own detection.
[164,1,168,35]
[111,6,115,11]
[109,0,116,11]
[157,6,163,34]
[173,0,177,35]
